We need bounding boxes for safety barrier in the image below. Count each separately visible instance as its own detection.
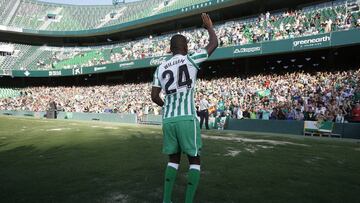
[227,119,360,139]
[0,110,137,124]
[1,110,359,139]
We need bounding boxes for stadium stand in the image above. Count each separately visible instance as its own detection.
[0,0,359,124]
[1,0,210,31]
[156,0,210,14]
[1,1,360,202]
[0,88,20,98]
[0,69,359,123]
[100,0,164,28]
[0,0,359,71]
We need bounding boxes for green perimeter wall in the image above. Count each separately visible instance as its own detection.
[227,119,360,139]
[1,110,359,139]
[0,110,136,124]
[4,29,359,78]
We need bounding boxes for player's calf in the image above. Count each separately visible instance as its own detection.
[163,153,181,203]
[185,156,201,203]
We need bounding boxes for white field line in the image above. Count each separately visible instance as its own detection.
[256,144,274,149]
[103,126,119,130]
[105,192,129,203]
[202,134,309,146]
[46,128,72,131]
[244,148,257,153]
[225,150,241,157]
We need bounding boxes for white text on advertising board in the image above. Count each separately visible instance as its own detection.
[49,70,61,76]
[0,69,11,76]
[72,67,83,75]
[94,66,106,72]
[119,62,135,68]
[293,36,331,48]
[234,46,261,54]
[150,57,167,66]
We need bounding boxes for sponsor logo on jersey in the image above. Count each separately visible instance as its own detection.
[49,70,62,76]
[293,36,331,48]
[234,46,261,54]
[150,57,167,66]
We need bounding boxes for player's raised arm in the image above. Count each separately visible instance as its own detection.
[202,13,218,56]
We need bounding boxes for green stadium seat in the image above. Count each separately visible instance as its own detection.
[2,0,217,31]
[0,88,20,98]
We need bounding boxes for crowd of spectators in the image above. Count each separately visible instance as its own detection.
[196,69,359,123]
[1,68,359,122]
[31,3,360,70]
[0,84,157,115]
[95,6,360,64]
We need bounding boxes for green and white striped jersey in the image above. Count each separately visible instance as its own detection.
[152,49,208,122]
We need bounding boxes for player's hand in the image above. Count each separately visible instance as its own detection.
[202,13,213,30]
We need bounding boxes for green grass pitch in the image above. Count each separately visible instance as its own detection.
[0,116,360,203]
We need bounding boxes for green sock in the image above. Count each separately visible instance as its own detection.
[185,166,201,203]
[163,164,178,203]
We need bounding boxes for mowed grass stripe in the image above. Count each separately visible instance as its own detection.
[0,116,359,203]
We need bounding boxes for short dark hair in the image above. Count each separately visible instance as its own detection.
[170,34,187,53]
